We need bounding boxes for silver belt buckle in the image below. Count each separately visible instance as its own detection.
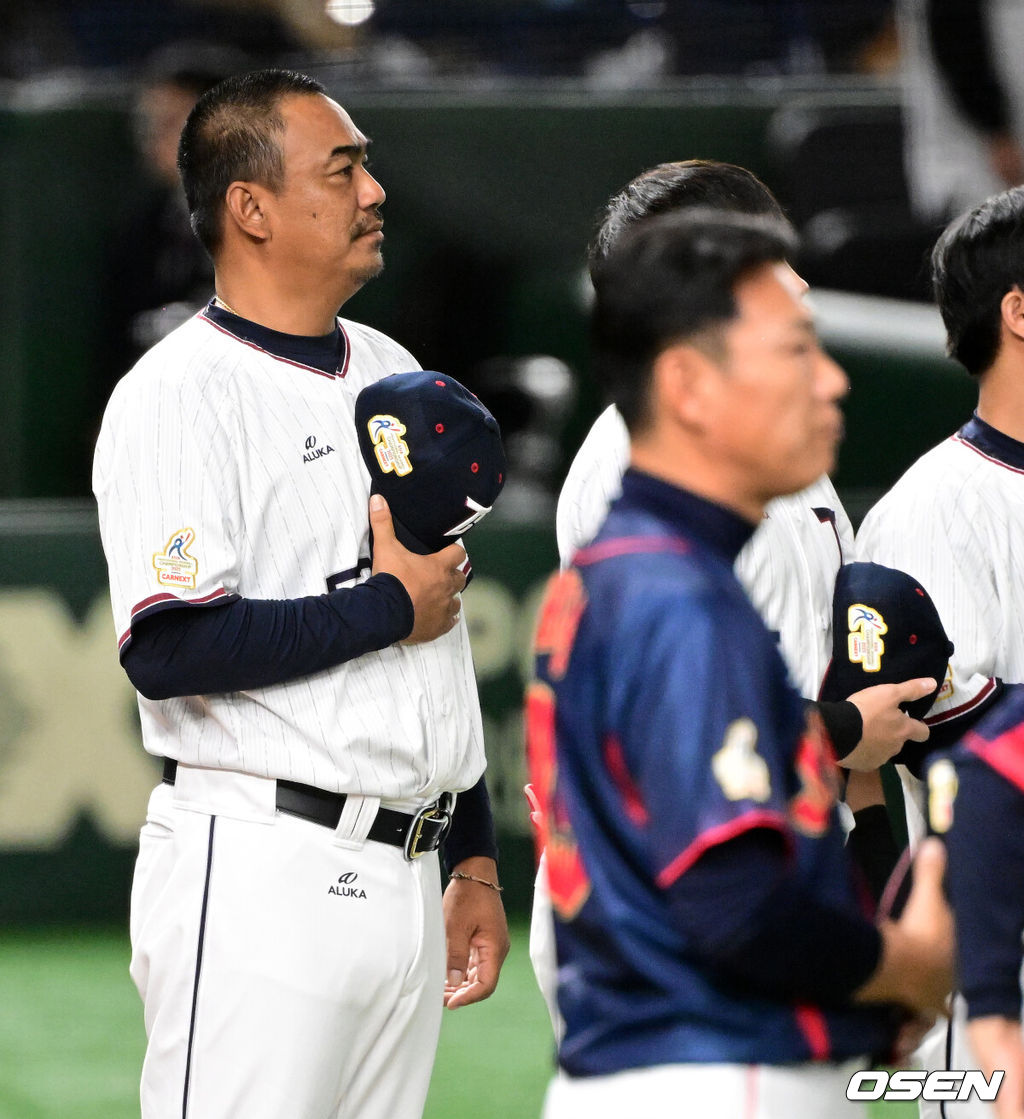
[403,793,454,860]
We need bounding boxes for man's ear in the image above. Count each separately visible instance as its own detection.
[652,342,719,431]
[1000,285,1024,343]
[224,181,271,243]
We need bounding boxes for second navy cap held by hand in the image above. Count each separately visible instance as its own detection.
[819,561,954,720]
[355,371,507,554]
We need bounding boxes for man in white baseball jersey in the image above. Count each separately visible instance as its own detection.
[529,162,936,1037]
[93,69,508,1119]
[858,185,1024,1118]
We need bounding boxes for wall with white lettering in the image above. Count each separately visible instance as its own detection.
[0,504,555,920]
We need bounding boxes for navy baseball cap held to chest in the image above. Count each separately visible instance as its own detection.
[355,371,507,554]
[819,561,954,720]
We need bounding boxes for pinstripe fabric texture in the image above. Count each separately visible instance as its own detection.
[857,431,1024,725]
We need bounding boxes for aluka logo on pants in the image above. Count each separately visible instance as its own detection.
[328,871,367,899]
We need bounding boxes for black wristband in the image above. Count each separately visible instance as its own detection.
[443,774,498,873]
[815,699,863,761]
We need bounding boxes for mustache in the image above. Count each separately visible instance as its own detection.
[351,212,383,240]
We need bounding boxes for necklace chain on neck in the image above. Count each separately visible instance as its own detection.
[214,295,240,316]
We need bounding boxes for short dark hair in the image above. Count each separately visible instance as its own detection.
[932,186,1024,376]
[591,209,796,433]
[588,160,786,279]
[178,68,326,254]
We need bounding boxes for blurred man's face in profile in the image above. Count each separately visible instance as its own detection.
[696,261,848,512]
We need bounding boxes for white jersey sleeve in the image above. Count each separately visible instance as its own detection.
[737,474,849,699]
[555,404,631,568]
[856,448,999,725]
[94,350,242,652]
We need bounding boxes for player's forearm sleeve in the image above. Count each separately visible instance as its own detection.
[667,830,882,1005]
[945,761,1024,1020]
[122,574,414,700]
[443,775,499,873]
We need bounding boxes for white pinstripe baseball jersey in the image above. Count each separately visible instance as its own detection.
[857,415,1022,728]
[555,404,853,699]
[93,307,485,801]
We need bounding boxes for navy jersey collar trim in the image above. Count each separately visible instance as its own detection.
[621,469,756,562]
[202,300,349,378]
[958,413,1024,471]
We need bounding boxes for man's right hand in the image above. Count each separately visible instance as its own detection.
[370,494,467,644]
[841,678,935,771]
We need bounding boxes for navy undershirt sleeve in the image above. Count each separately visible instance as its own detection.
[122,574,413,700]
[125,580,500,862]
[667,829,882,1005]
[443,775,499,872]
[946,761,1024,1020]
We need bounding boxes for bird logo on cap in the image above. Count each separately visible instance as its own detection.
[367,414,413,477]
[847,603,887,672]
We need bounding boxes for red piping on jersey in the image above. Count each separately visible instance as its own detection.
[655,809,789,888]
[925,676,998,725]
[199,314,344,380]
[338,323,351,376]
[119,587,233,649]
[965,723,1024,793]
[603,734,648,826]
[794,1003,831,1060]
[952,432,1024,476]
[575,535,691,566]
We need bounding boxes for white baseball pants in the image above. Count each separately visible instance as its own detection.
[130,768,445,1119]
[542,1059,871,1118]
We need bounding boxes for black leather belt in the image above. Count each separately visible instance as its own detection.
[161,758,453,860]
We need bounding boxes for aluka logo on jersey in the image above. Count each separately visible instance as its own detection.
[847,603,887,672]
[303,434,335,464]
[366,414,412,476]
[328,871,367,899]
